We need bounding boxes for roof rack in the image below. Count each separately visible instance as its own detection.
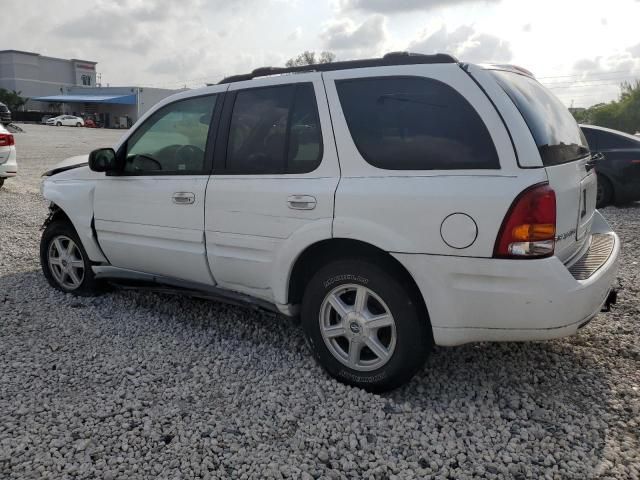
[217,52,458,84]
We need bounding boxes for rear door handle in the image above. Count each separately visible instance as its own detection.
[172,192,195,205]
[287,195,316,210]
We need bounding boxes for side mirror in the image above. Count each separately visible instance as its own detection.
[88,148,117,173]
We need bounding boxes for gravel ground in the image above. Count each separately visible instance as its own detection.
[0,124,639,479]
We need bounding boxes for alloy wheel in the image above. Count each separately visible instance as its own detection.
[319,284,397,371]
[48,235,85,290]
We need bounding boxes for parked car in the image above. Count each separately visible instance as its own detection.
[39,53,619,391]
[0,123,17,189]
[45,115,84,127]
[41,115,53,124]
[0,102,11,124]
[580,124,640,207]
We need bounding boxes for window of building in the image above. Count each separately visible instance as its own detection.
[81,74,92,86]
[336,76,500,170]
[226,83,322,174]
[124,95,217,174]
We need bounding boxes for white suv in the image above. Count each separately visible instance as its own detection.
[40,53,619,391]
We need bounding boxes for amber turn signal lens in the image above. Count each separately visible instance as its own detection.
[511,223,556,241]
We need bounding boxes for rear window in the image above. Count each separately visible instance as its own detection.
[491,71,589,166]
[336,76,499,170]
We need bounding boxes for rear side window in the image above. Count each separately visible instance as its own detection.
[336,76,499,170]
[226,83,322,174]
[491,71,589,166]
[597,130,640,150]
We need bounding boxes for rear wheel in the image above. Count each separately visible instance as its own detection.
[56,122,61,127]
[301,259,431,392]
[0,178,4,189]
[40,220,103,296]
[596,174,613,208]
[76,122,82,127]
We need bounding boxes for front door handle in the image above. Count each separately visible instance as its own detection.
[172,192,195,205]
[287,195,316,210]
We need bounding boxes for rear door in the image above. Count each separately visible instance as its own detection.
[489,70,595,262]
[205,74,339,301]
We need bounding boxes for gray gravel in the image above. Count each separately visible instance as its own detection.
[1,124,639,479]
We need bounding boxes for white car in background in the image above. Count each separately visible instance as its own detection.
[0,123,17,189]
[46,115,85,127]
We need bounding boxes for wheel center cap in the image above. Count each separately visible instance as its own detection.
[61,259,69,268]
[349,322,361,334]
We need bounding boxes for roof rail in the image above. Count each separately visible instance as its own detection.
[218,52,458,84]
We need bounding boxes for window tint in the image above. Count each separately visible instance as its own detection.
[597,130,640,150]
[288,84,323,173]
[226,83,322,174]
[336,76,499,170]
[124,95,216,174]
[581,127,599,151]
[491,71,589,166]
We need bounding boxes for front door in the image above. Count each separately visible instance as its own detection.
[94,93,222,285]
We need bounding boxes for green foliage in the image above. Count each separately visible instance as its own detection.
[570,80,640,134]
[0,88,28,112]
[285,51,336,67]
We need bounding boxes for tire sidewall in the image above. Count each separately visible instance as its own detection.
[596,174,612,208]
[301,259,429,391]
[40,221,100,296]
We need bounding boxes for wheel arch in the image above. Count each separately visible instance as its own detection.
[287,238,432,334]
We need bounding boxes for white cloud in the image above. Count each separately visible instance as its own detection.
[409,25,512,63]
[340,0,500,14]
[320,15,388,55]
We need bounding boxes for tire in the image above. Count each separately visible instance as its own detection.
[40,220,103,296]
[0,178,4,189]
[56,122,61,127]
[76,122,82,127]
[301,258,431,392]
[596,174,613,208]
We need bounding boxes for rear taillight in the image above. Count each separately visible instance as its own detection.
[494,183,556,259]
[0,133,14,147]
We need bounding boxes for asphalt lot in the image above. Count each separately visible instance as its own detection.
[0,124,638,479]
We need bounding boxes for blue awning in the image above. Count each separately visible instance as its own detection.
[32,94,137,105]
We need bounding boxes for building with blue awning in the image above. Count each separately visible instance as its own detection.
[1,50,184,128]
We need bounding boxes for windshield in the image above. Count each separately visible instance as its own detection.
[491,70,589,166]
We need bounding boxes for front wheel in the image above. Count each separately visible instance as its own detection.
[56,122,61,127]
[301,259,431,392]
[40,220,103,296]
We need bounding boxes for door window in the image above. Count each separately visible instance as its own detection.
[597,130,640,150]
[124,95,217,174]
[336,76,499,170]
[226,83,322,174]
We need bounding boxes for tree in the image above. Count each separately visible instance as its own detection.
[285,51,336,67]
[570,80,640,134]
[0,89,28,112]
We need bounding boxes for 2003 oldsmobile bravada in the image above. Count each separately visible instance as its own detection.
[39,53,619,391]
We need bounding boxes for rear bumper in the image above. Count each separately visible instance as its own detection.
[0,149,17,177]
[393,211,619,346]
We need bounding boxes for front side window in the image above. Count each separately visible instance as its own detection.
[226,83,322,174]
[124,95,217,174]
[336,76,499,170]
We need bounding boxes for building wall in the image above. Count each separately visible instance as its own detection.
[0,50,96,110]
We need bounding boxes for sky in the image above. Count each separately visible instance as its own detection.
[3,0,640,107]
